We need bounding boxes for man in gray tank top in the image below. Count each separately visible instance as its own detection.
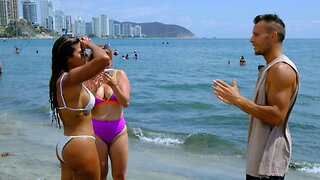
[212,14,300,180]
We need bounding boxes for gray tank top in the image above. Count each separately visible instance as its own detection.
[246,54,300,177]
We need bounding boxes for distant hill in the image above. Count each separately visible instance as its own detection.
[116,21,195,38]
[0,20,194,39]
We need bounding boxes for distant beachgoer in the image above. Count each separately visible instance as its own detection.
[14,46,19,54]
[258,65,265,71]
[227,60,231,65]
[121,55,125,60]
[36,50,39,54]
[240,55,246,65]
[0,62,2,75]
[114,49,119,56]
[134,52,138,59]
[49,35,110,180]
[212,14,300,179]
[258,65,265,76]
[125,54,129,59]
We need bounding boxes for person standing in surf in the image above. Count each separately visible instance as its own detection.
[49,35,110,179]
[212,14,300,180]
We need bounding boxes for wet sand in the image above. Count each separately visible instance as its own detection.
[0,117,319,180]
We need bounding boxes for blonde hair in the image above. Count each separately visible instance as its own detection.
[86,44,113,62]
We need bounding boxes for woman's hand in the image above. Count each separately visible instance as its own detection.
[79,36,92,50]
[102,72,117,87]
[93,73,104,87]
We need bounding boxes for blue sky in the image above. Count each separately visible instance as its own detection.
[20,0,320,38]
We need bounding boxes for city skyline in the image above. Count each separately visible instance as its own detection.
[17,0,320,38]
[11,0,143,37]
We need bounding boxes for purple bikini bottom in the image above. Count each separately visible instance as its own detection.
[92,116,126,144]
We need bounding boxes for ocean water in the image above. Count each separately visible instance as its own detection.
[0,38,319,179]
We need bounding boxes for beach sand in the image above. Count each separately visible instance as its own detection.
[0,116,319,180]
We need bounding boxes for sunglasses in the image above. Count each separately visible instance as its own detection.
[103,43,111,50]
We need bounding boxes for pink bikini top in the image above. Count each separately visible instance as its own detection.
[95,92,119,107]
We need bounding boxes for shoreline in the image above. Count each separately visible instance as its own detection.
[0,38,319,179]
[0,117,319,180]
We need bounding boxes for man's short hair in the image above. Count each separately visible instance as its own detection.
[254,14,286,42]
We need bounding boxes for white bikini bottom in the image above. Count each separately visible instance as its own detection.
[56,135,95,162]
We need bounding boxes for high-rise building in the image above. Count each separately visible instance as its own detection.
[92,17,100,37]
[73,17,85,36]
[122,23,131,37]
[0,0,18,25]
[108,19,114,36]
[132,25,142,37]
[54,10,65,34]
[114,23,121,36]
[85,22,92,35]
[65,14,72,35]
[100,14,109,37]
[40,0,53,28]
[21,0,37,25]
[45,15,53,30]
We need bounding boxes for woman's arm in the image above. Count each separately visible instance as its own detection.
[67,36,110,85]
[109,70,130,107]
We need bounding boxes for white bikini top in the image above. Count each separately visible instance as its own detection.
[58,73,95,112]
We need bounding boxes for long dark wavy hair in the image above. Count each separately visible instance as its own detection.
[49,35,80,127]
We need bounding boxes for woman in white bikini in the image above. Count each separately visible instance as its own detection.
[49,35,110,179]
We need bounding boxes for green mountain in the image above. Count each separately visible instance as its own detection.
[0,19,57,38]
[116,21,195,38]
